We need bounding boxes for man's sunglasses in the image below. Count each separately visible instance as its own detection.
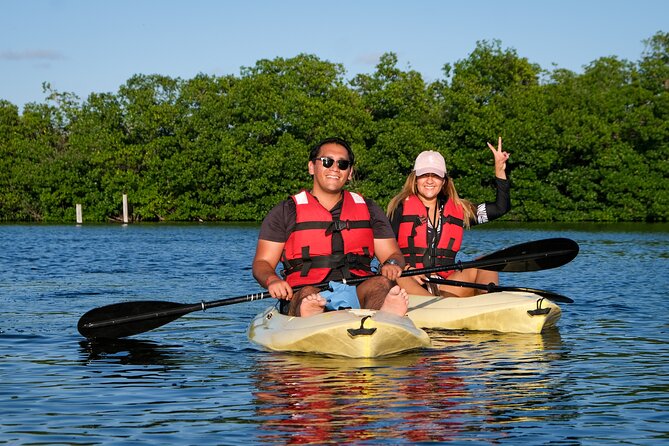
[314,157,351,170]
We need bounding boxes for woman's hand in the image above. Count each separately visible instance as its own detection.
[487,136,509,179]
[404,266,427,285]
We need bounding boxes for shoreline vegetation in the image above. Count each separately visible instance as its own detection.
[3,221,668,234]
[1,34,667,223]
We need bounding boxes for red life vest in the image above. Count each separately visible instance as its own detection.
[281,190,375,286]
[396,195,464,278]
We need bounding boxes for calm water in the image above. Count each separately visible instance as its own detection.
[1,223,668,445]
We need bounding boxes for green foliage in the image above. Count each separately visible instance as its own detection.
[0,33,667,222]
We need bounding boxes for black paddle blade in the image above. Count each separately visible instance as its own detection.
[477,238,579,272]
[77,300,198,339]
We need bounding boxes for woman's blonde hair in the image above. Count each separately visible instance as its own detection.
[386,172,476,229]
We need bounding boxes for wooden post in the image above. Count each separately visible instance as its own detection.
[76,204,83,224]
[122,194,129,224]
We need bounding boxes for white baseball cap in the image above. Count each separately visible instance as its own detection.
[413,151,447,177]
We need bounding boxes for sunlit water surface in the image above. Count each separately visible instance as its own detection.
[1,223,668,445]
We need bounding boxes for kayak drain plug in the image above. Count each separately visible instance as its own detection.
[347,316,377,337]
[527,298,551,316]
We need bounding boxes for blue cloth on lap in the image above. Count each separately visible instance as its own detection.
[321,281,361,311]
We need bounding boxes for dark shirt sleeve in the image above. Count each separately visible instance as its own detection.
[258,199,296,243]
[365,199,397,239]
[475,178,510,225]
[389,202,404,237]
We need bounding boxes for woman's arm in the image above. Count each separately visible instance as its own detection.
[476,179,510,224]
[476,137,511,224]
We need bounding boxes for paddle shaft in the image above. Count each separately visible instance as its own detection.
[80,264,450,330]
[424,277,574,303]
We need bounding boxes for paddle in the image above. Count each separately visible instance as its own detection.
[423,277,574,303]
[77,237,578,339]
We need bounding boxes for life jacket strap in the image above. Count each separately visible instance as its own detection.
[282,253,373,278]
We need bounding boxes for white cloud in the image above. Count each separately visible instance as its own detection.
[0,49,65,61]
[353,52,384,67]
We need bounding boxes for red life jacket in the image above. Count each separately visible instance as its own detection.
[396,195,464,278]
[281,190,375,286]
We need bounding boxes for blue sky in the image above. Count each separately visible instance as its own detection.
[2,0,667,108]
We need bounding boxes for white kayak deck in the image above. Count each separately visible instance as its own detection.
[407,291,561,334]
[248,291,561,358]
[248,307,431,358]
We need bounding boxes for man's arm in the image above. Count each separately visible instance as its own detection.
[365,198,405,281]
[373,237,405,282]
[252,239,294,299]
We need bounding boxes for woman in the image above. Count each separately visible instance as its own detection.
[386,137,510,297]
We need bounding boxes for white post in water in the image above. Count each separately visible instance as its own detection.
[122,194,129,224]
[76,204,83,224]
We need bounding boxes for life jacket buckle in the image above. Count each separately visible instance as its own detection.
[326,220,350,235]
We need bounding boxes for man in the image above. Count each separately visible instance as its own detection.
[252,137,408,317]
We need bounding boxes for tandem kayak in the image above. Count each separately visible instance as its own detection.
[247,291,561,358]
[407,291,561,334]
[248,306,431,358]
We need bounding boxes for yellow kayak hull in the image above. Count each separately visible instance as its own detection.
[248,307,431,358]
[407,291,561,334]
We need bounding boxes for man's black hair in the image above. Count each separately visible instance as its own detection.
[309,137,355,166]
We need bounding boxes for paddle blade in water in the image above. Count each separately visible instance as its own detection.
[477,238,579,272]
[77,300,199,339]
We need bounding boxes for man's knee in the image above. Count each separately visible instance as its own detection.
[364,276,393,292]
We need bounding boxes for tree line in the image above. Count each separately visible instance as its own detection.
[1,32,667,223]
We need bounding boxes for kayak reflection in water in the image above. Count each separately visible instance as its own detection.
[252,137,408,317]
[251,353,467,444]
